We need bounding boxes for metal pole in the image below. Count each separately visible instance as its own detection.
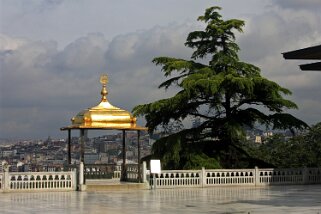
[137,130,141,182]
[121,130,126,181]
[80,129,85,163]
[79,129,86,185]
[68,129,71,164]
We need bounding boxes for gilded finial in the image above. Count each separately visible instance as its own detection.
[100,74,108,85]
[100,74,108,101]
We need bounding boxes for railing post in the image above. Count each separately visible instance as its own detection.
[72,169,77,190]
[153,173,157,189]
[78,162,86,191]
[3,171,9,192]
[201,167,206,188]
[3,163,10,192]
[255,166,260,186]
[142,161,147,183]
[302,167,309,184]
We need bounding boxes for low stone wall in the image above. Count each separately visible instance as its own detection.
[126,164,140,182]
[205,169,255,187]
[84,164,144,183]
[150,167,321,189]
[84,164,120,179]
[258,168,321,185]
[3,166,318,192]
[0,171,77,192]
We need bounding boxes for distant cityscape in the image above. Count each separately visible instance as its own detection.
[0,128,293,172]
[0,131,154,172]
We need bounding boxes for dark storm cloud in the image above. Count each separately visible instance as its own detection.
[238,2,321,125]
[104,24,194,109]
[272,0,321,10]
[0,34,109,139]
[49,33,108,77]
[0,23,194,139]
[1,0,321,139]
[13,0,64,14]
[239,9,320,61]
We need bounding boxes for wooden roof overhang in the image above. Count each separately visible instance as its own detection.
[283,44,321,71]
[60,125,147,131]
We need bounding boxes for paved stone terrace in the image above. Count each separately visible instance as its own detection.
[0,185,320,213]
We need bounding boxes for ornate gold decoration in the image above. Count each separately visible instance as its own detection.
[100,74,109,101]
[100,74,108,85]
[64,74,146,130]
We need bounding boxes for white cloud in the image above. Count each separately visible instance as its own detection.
[50,33,109,78]
[1,0,268,49]
[271,0,321,10]
[1,1,321,139]
[0,34,28,51]
[238,2,321,125]
[0,33,107,139]
[0,23,195,139]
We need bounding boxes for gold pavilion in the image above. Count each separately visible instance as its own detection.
[61,74,147,181]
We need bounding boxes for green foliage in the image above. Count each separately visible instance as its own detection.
[150,129,221,169]
[182,153,221,170]
[152,133,182,169]
[245,123,321,168]
[133,6,308,169]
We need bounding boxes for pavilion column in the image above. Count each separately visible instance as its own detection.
[121,130,127,181]
[137,130,141,183]
[80,129,85,163]
[68,129,71,164]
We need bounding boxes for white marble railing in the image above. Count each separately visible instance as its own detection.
[83,164,141,182]
[206,169,255,186]
[307,168,321,184]
[126,164,140,182]
[84,164,119,179]
[113,171,121,179]
[151,170,202,188]
[258,168,304,185]
[83,164,136,180]
[150,167,321,189]
[0,171,77,192]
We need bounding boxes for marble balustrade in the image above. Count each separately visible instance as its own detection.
[150,167,321,189]
[83,164,140,182]
[0,171,77,192]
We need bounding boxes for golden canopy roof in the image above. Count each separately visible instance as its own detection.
[61,74,147,131]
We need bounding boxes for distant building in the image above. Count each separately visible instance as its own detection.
[255,136,262,144]
[84,153,101,164]
[2,150,15,157]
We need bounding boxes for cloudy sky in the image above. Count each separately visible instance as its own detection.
[1,0,321,140]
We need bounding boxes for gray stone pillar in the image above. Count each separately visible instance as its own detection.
[142,161,147,183]
[78,162,86,191]
[302,167,309,184]
[71,168,77,190]
[3,162,10,192]
[254,166,260,186]
[201,167,206,188]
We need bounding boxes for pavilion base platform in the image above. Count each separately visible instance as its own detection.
[85,179,149,191]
